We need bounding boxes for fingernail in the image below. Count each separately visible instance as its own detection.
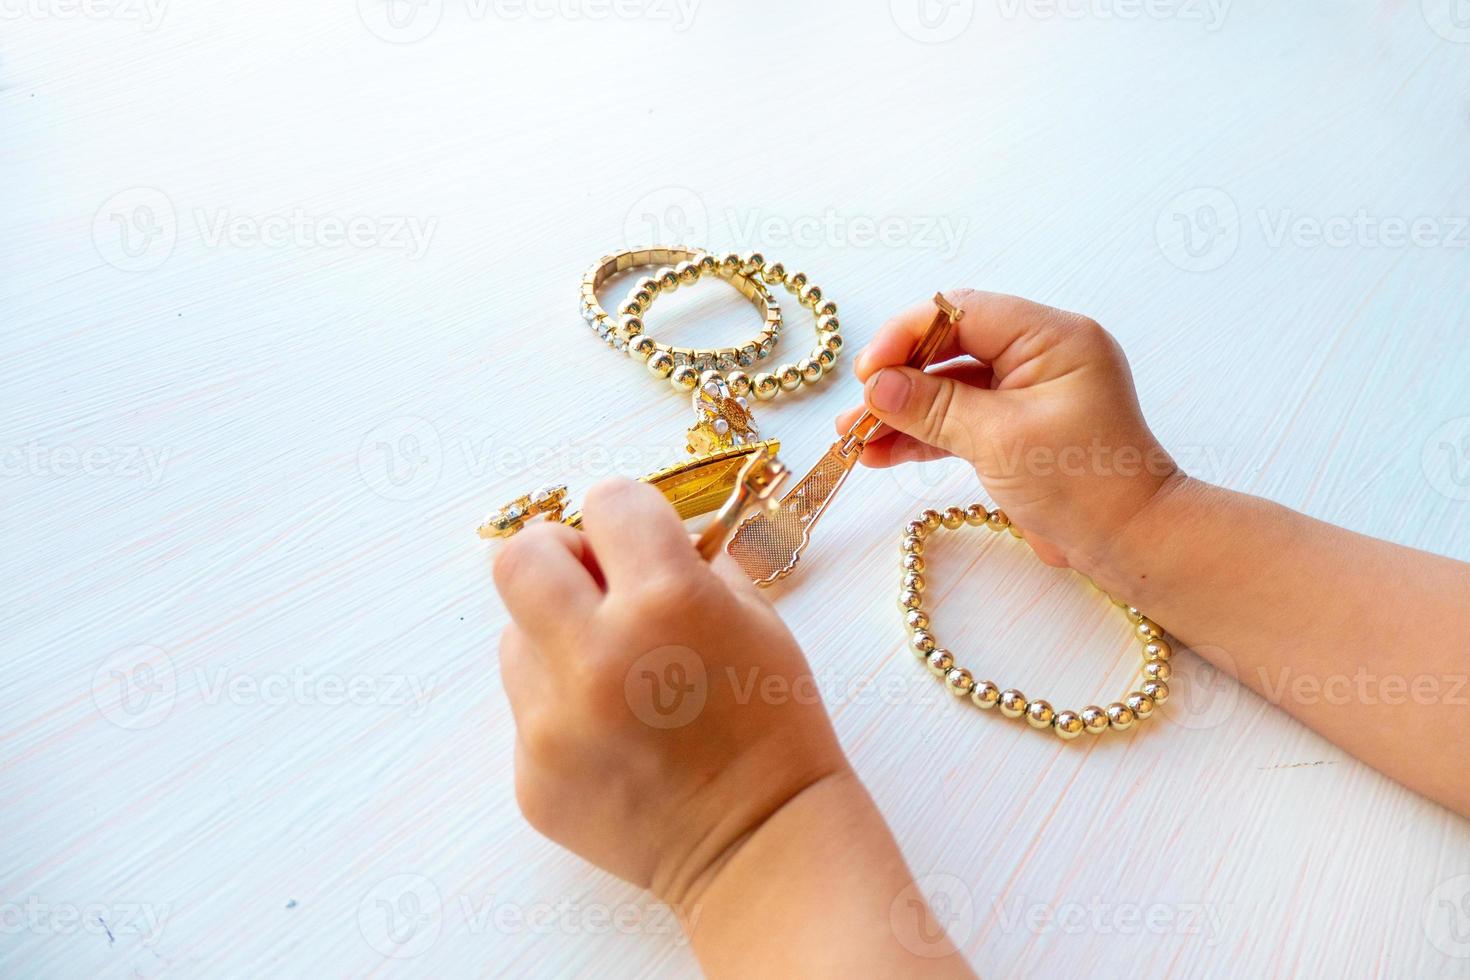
[867,368,911,414]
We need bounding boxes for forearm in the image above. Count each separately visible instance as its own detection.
[679,769,976,979]
[1087,475,1470,815]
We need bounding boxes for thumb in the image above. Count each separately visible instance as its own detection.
[863,366,993,461]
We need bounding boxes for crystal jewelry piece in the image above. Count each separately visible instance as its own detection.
[479,484,569,539]
[899,504,1172,739]
[687,373,759,454]
[476,442,784,541]
[478,371,781,556]
[693,445,789,560]
[726,293,960,587]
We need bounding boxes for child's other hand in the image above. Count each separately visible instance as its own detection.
[492,478,849,909]
[837,289,1178,571]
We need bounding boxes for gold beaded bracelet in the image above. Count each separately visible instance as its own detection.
[899,504,1173,740]
[630,250,843,401]
[581,247,781,366]
[582,247,845,401]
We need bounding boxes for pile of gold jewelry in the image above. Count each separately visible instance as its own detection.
[478,247,1174,739]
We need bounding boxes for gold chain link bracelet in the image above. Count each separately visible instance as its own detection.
[899,504,1173,739]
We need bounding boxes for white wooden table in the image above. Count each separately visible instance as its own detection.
[6,1,1470,976]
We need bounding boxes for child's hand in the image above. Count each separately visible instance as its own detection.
[837,289,1179,572]
[493,478,849,908]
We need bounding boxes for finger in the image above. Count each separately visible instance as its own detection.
[581,477,703,593]
[854,289,1081,384]
[863,364,1008,461]
[706,545,767,603]
[835,361,994,442]
[497,625,543,721]
[493,521,601,641]
[853,431,953,468]
[837,360,1002,463]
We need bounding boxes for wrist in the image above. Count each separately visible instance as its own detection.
[1077,470,1203,607]
[668,765,857,922]
[675,767,967,976]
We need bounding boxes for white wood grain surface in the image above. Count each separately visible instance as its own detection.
[5,1,1470,976]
